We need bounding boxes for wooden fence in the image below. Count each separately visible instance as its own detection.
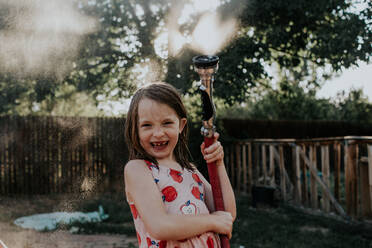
[2,116,372,220]
[224,136,372,219]
[0,116,128,195]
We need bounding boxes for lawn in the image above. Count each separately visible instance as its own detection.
[1,193,372,248]
[231,196,372,248]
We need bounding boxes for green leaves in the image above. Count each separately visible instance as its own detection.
[0,0,370,115]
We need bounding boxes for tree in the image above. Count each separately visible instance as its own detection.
[67,0,169,98]
[218,81,372,124]
[218,79,338,120]
[334,89,372,123]
[0,0,96,115]
[165,0,372,105]
[0,0,371,115]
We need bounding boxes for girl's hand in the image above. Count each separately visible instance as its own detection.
[211,211,233,239]
[201,132,224,166]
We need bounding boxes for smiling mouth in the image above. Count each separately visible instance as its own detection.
[151,141,169,147]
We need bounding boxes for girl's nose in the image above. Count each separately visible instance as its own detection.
[153,126,165,137]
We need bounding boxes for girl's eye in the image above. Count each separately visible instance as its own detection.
[164,121,173,125]
[141,123,151,127]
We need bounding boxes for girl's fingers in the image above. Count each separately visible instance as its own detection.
[201,132,223,161]
[204,144,224,162]
[204,141,221,154]
[200,142,205,155]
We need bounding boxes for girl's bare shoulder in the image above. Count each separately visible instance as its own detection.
[124,159,148,176]
[125,159,146,167]
[124,160,161,205]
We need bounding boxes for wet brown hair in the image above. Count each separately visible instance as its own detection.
[124,82,194,171]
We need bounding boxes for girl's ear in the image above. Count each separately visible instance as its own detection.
[179,118,187,133]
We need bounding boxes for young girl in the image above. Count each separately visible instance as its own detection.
[124,82,236,248]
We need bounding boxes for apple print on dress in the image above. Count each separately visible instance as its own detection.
[146,237,153,247]
[180,200,197,215]
[158,240,167,248]
[161,186,178,202]
[169,168,183,183]
[191,186,204,201]
[144,160,159,171]
[192,173,203,186]
[136,232,141,246]
[130,204,138,219]
[207,236,214,248]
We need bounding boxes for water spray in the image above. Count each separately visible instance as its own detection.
[0,240,8,248]
[192,55,230,248]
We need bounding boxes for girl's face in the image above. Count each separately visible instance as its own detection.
[137,98,187,163]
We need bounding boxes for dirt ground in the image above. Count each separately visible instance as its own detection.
[0,194,138,248]
[0,222,137,248]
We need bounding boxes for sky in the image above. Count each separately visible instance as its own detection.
[317,62,372,100]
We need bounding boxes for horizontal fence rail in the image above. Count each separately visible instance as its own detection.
[0,116,127,195]
[224,137,372,220]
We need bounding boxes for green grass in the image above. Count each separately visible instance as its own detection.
[231,196,372,248]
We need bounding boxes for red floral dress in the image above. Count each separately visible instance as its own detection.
[127,160,220,248]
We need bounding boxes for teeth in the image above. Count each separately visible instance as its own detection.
[152,141,167,146]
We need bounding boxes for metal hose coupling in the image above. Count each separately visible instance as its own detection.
[192,55,219,138]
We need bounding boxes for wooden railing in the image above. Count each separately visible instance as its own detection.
[224,136,372,219]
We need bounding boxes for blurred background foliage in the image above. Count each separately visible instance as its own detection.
[0,0,371,123]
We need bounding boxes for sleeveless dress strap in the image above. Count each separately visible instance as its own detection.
[144,160,159,170]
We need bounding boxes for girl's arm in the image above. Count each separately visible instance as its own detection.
[124,160,233,241]
[201,132,237,221]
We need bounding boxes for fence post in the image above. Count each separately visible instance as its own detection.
[262,145,267,185]
[230,143,235,189]
[0,118,6,194]
[269,145,275,186]
[294,145,302,205]
[301,145,309,206]
[334,142,341,202]
[242,144,247,194]
[368,145,372,216]
[310,145,318,209]
[254,144,259,185]
[345,142,358,217]
[248,143,253,194]
[360,155,372,217]
[279,146,286,201]
[321,145,330,213]
[236,143,241,193]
